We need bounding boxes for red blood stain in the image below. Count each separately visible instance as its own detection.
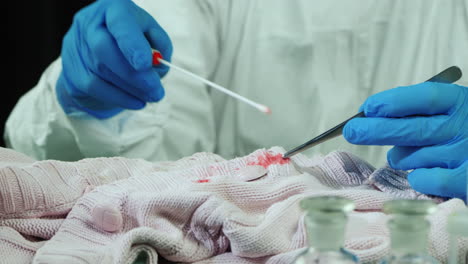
[196,179,210,183]
[247,153,289,168]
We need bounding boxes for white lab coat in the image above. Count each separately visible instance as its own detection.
[5,0,468,166]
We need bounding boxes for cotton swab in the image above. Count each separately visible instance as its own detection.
[152,49,271,114]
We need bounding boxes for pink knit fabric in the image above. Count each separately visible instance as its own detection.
[0,146,466,264]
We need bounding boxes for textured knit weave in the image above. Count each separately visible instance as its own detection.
[0,146,466,264]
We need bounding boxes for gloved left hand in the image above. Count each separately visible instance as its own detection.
[56,0,173,119]
[343,82,468,200]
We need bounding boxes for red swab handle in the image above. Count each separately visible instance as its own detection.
[152,49,163,65]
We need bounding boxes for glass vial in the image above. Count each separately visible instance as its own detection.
[447,208,468,264]
[293,195,359,264]
[380,199,440,264]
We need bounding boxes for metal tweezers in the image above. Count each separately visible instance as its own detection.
[283,66,463,158]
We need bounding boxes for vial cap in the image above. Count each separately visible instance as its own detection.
[447,208,468,236]
[300,196,355,214]
[383,199,437,216]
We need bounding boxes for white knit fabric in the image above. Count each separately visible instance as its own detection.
[0,146,466,264]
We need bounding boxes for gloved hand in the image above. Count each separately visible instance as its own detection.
[56,0,172,119]
[343,82,468,199]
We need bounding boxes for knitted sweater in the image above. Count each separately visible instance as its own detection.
[0,146,466,264]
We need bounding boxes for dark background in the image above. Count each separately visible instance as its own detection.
[4,1,93,147]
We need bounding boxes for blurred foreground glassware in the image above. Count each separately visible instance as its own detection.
[293,196,359,264]
[380,199,440,264]
[447,208,468,264]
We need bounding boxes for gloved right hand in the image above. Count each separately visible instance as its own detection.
[56,0,173,119]
[344,82,468,199]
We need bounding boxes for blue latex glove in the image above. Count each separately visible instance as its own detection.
[56,0,172,119]
[343,82,468,199]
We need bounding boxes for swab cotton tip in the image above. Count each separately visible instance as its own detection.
[259,105,272,114]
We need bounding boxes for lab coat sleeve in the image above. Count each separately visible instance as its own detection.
[4,0,220,162]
